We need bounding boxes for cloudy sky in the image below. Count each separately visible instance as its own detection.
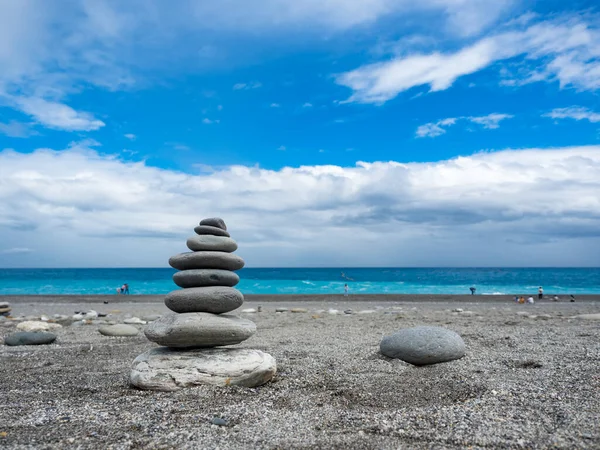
[1,0,599,268]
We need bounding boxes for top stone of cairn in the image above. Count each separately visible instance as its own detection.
[200,217,227,231]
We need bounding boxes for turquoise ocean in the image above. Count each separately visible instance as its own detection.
[0,268,599,295]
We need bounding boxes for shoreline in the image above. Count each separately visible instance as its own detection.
[2,293,599,304]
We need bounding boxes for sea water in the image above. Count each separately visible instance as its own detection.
[0,267,599,295]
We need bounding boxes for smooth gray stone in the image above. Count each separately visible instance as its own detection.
[169,252,245,271]
[380,326,466,366]
[199,217,227,230]
[186,235,238,252]
[98,324,139,337]
[4,332,56,346]
[173,269,239,288]
[194,225,230,237]
[130,347,276,391]
[144,312,256,348]
[165,287,244,314]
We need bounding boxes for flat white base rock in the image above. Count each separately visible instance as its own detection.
[130,347,276,391]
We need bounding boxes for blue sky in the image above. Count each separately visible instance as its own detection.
[0,0,599,267]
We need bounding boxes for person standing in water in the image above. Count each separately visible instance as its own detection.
[538,286,543,300]
[469,286,476,295]
[344,284,349,296]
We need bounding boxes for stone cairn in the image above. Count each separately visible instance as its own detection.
[130,218,276,391]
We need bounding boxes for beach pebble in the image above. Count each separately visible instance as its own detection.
[328,309,340,315]
[358,310,377,314]
[380,326,466,366]
[453,308,464,313]
[186,235,238,253]
[210,417,228,427]
[193,225,231,237]
[4,331,57,346]
[123,317,147,325]
[142,315,162,322]
[344,309,353,315]
[130,347,276,391]
[165,287,244,314]
[173,269,240,289]
[291,308,308,313]
[199,217,228,230]
[169,251,245,271]
[516,311,530,316]
[572,313,600,320]
[145,313,256,348]
[275,308,289,313]
[241,308,257,313]
[98,324,139,337]
[16,321,62,332]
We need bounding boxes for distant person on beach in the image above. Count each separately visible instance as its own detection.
[538,286,543,300]
[123,284,130,295]
[344,284,349,296]
[518,296,525,304]
[527,296,535,304]
[570,295,576,302]
[469,286,476,295]
[514,295,519,302]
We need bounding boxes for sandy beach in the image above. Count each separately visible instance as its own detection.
[1,295,599,449]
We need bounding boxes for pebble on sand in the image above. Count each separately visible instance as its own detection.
[291,308,308,313]
[99,324,139,337]
[16,321,62,332]
[380,326,466,366]
[4,331,57,346]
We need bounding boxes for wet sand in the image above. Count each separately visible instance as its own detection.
[1,295,599,449]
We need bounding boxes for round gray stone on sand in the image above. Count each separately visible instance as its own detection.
[165,287,244,314]
[145,312,256,348]
[169,252,245,271]
[4,331,56,346]
[199,217,227,230]
[186,235,238,252]
[98,324,139,337]
[130,347,276,391]
[173,269,240,288]
[380,326,466,366]
[194,225,230,237]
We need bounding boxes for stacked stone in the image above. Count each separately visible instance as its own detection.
[130,218,276,391]
[0,301,11,317]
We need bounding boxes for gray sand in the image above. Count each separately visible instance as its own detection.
[1,296,599,449]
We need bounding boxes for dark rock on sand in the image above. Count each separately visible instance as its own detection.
[186,235,238,252]
[145,312,256,348]
[130,347,276,391]
[200,217,227,230]
[4,331,56,346]
[173,269,240,288]
[169,251,245,271]
[380,326,466,366]
[165,286,244,314]
[194,225,230,237]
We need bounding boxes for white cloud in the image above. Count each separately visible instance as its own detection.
[303,102,313,108]
[0,120,38,138]
[416,114,512,137]
[543,106,600,123]
[0,247,33,255]
[277,145,287,151]
[12,97,105,131]
[202,118,220,124]
[1,143,599,267]
[337,17,600,104]
[270,103,281,108]
[124,133,136,140]
[468,113,514,129]
[233,81,262,90]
